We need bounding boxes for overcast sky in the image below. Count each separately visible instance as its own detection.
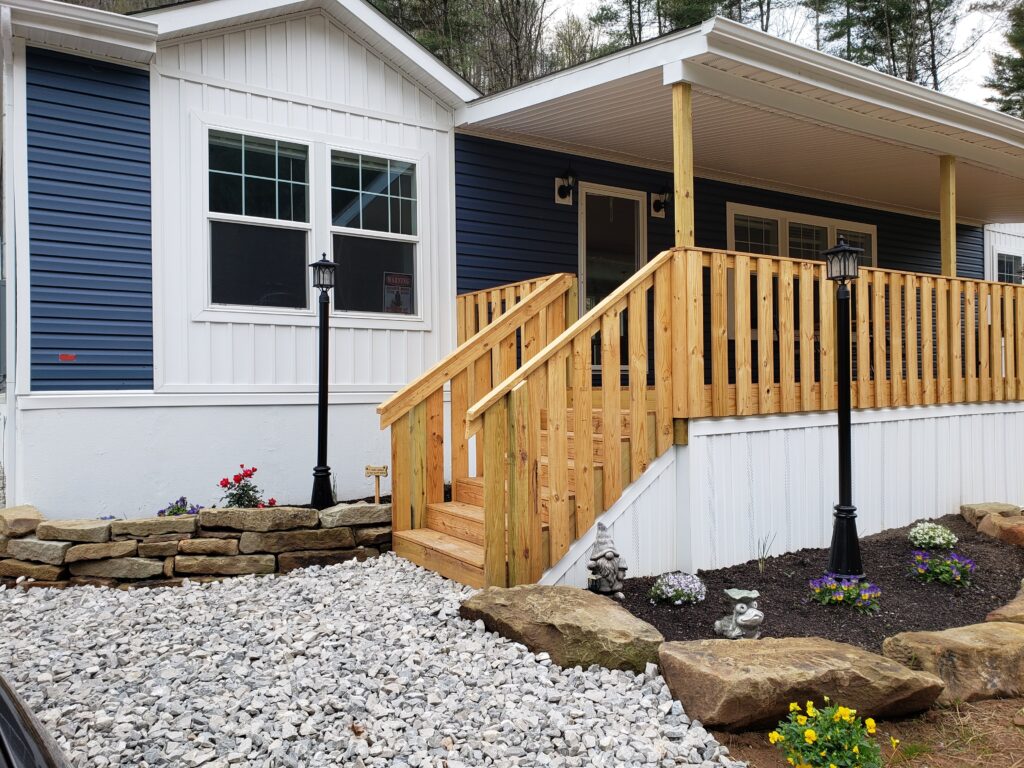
[550,1,1012,109]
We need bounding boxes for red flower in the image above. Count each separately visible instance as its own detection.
[219,478,229,488]
[243,468,254,478]
[233,474,242,484]
[268,498,277,507]
[240,464,245,469]
[257,503,265,508]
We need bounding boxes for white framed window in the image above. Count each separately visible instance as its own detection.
[997,252,1023,284]
[200,123,427,325]
[207,130,312,309]
[726,203,877,266]
[329,150,419,316]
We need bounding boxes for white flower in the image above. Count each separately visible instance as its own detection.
[908,521,958,549]
[649,572,706,604]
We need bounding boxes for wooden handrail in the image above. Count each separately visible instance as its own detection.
[465,249,677,434]
[378,272,576,428]
[456,276,553,344]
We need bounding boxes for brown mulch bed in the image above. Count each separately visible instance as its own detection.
[622,514,1024,653]
[721,699,1024,767]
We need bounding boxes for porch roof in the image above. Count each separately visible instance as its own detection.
[457,17,1024,225]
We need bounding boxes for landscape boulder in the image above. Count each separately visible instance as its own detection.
[0,535,7,557]
[961,502,1022,528]
[69,557,165,580]
[883,622,1024,703]
[658,637,944,730]
[238,527,354,554]
[137,541,179,557]
[36,520,110,543]
[174,555,276,576]
[354,525,391,547]
[6,537,73,565]
[65,540,137,563]
[460,585,663,673]
[111,517,196,537]
[0,559,64,581]
[0,506,43,538]
[277,548,377,573]
[319,502,391,528]
[977,513,1024,547]
[199,507,318,532]
[178,538,239,556]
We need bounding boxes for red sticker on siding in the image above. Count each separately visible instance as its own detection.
[58,353,76,362]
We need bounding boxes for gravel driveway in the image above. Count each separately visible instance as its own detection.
[0,554,742,767]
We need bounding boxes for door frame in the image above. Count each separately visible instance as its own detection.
[577,181,648,317]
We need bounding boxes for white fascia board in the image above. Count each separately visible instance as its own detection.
[457,26,708,125]
[668,59,1024,178]
[141,0,478,106]
[691,17,1024,155]
[3,0,157,62]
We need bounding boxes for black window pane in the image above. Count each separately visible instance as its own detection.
[334,234,414,314]
[245,177,277,218]
[209,132,242,173]
[211,222,307,308]
[389,161,415,198]
[390,197,416,236]
[209,172,243,215]
[362,193,389,232]
[331,152,360,190]
[245,136,277,178]
[278,143,307,182]
[332,189,361,228]
[278,182,307,223]
[361,156,389,194]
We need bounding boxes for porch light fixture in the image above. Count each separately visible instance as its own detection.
[651,188,671,214]
[556,167,577,201]
[823,236,864,579]
[309,254,338,509]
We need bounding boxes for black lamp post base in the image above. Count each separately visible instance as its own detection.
[827,504,864,579]
[310,465,335,510]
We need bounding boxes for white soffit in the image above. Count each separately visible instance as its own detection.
[139,0,479,105]
[4,0,157,62]
[460,16,1024,223]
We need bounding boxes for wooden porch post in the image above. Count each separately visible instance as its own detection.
[940,155,957,277]
[672,82,695,248]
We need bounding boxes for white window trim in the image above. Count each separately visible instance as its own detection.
[726,202,878,266]
[995,250,1024,285]
[189,114,432,331]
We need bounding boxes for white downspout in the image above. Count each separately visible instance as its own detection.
[1,5,17,506]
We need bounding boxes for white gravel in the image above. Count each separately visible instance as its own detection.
[0,554,743,767]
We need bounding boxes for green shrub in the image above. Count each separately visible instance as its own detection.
[769,699,882,768]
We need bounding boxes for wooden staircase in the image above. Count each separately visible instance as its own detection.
[392,404,651,587]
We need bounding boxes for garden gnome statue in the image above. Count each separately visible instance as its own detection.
[714,589,764,640]
[587,522,628,599]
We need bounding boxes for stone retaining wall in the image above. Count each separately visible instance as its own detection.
[0,502,391,589]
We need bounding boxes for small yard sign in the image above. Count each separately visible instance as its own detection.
[365,464,388,504]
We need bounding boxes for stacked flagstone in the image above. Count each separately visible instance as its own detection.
[0,501,391,589]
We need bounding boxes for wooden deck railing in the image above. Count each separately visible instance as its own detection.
[455,276,557,344]
[672,248,1024,418]
[464,246,1024,586]
[379,272,578,533]
[465,249,676,586]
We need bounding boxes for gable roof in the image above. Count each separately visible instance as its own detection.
[136,0,479,106]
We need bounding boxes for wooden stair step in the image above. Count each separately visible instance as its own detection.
[425,501,484,546]
[393,528,485,588]
[454,476,484,506]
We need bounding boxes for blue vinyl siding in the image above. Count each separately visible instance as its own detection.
[455,134,984,292]
[26,48,152,391]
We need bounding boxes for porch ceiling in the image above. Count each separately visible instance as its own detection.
[458,19,1024,225]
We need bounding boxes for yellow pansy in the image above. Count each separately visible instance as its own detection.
[891,736,901,750]
[806,701,818,717]
[789,702,801,712]
[796,715,808,726]
[768,730,785,744]
[804,728,818,744]
[865,717,876,735]
[852,745,860,754]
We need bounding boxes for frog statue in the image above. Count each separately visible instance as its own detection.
[586,523,628,599]
[714,589,765,640]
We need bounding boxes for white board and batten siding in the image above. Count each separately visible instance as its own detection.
[151,9,457,395]
[544,402,1024,587]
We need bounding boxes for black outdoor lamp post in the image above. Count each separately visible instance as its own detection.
[823,237,865,579]
[310,255,337,510]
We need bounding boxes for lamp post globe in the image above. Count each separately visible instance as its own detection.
[823,237,865,579]
[310,255,337,510]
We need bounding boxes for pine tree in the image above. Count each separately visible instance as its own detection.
[987,1,1024,116]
